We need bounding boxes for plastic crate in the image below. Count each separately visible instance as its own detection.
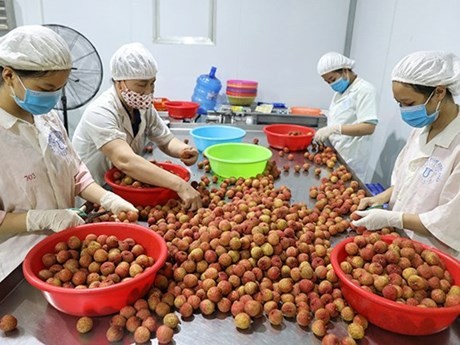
[366,183,385,196]
[365,183,388,209]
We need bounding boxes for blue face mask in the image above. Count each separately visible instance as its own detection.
[330,77,350,93]
[11,76,62,115]
[400,91,441,128]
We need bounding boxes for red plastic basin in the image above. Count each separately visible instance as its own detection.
[164,101,199,119]
[104,162,190,207]
[23,223,167,316]
[263,124,315,151]
[331,236,460,335]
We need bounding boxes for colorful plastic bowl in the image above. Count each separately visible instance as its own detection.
[23,223,167,316]
[105,162,190,207]
[331,236,460,335]
[263,124,315,151]
[226,87,258,95]
[226,80,258,88]
[190,125,246,152]
[203,143,272,178]
[227,95,256,106]
[164,101,200,119]
[226,92,258,99]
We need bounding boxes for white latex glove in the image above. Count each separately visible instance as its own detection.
[351,209,403,230]
[100,191,138,215]
[26,209,84,232]
[314,124,341,143]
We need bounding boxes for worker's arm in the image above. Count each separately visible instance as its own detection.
[101,139,201,210]
[341,122,376,136]
[315,122,376,143]
[402,214,430,235]
[357,186,394,210]
[159,137,199,166]
[0,213,27,235]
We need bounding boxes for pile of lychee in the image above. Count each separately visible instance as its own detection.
[111,161,181,188]
[139,162,372,342]
[30,143,439,344]
[340,234,460,308]
[85,205,139,223]
[77,298,179,344]
[38,233,155,289]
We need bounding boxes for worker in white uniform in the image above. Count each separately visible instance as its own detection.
[315,52,379,182]
[352,51,460,258]
[72,43,202,211]
[0,26,138,281]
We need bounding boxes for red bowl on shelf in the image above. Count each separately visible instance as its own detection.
[331,236,460,335]
[153,97,170,111]
[104,162,190,207]
[263,124,315,151]
[226,80,258,88]
[164,101,199,119]
[23,223,167,316]
[226,87,258,94]
[290,106,322,116]
[226,90,258,98]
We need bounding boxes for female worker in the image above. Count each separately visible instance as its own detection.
[315,52,379,182]
[0,26,137,280]
[72,43,202,211]
[352,51,460,258]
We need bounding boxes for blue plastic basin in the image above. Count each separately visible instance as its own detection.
[190,125,247,152]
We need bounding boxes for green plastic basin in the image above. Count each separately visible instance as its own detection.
[204,143,272,178]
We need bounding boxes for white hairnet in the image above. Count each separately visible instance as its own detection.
[0,25,71,71]
[317,52,355,76]
[392,51,460,96]
[110,43,158,81]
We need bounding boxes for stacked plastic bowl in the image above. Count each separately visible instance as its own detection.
[226,80,258,106]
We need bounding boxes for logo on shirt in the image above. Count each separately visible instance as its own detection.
[420,157,442,185]
[48,130,68,156]
[24,172,36,182]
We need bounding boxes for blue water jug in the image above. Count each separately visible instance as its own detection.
[192,66,222,114]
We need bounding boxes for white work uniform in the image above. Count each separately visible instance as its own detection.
[0,109,93,281]
[327,77,378,182]
[389,113,460,258]
[72,86,174,185]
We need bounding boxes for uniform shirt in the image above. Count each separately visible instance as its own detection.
[327,77,379,182]
[390,114,460,258]
[0,109,94,280]
[72,86,174,185]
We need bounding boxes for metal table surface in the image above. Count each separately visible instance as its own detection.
[1,124,459,345]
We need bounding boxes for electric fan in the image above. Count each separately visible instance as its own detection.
[43,24,103,132]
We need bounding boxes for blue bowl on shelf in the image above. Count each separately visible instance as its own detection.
[190,125,247,152]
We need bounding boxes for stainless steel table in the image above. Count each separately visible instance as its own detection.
[1,124,458,345]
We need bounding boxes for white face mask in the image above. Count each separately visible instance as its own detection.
[120,83,153,109]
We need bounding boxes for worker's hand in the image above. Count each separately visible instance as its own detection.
[26,209,85,232]
[180,147,199,166]
[313,124,341,143]
[351,209,403,230]
[358,196,383,210]
[177,182,202,211]
[100,191,138,215]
